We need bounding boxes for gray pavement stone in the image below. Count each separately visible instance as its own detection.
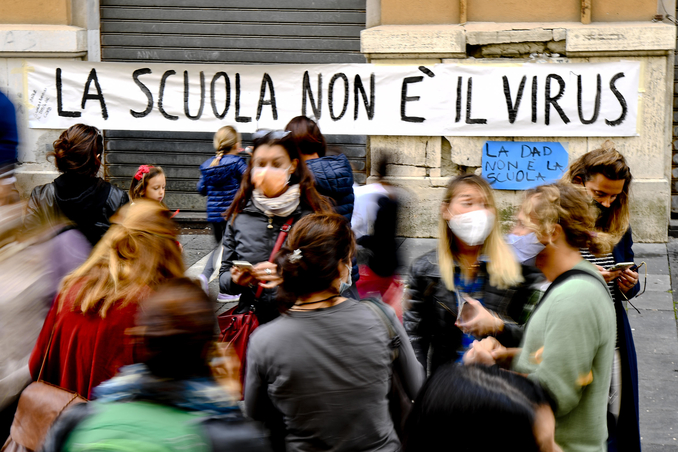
[634,243,670,256]
[179,233,217,268]
[632,291,674,311]
[644,274,671,292]
[628,310,678,341]
[641,444,678,452]
[627,242,678,450]
[635,256,670,275]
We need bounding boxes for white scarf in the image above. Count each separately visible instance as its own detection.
[252,184,301,217]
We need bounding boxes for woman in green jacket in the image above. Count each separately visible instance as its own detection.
[465,182,617,452]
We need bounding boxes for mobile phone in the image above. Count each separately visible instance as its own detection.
[608,262,635,272]
[456,292,476,324]
[232,260,254,269]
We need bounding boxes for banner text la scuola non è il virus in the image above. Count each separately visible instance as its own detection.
[26,60,640,137]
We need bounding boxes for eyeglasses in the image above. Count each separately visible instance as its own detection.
[252,129,290,141]
[622,261,646,314]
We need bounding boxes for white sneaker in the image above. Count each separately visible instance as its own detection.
[197,274,209,295]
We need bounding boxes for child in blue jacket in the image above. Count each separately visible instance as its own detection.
[197,126,247,300]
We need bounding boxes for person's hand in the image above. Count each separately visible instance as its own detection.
[231,265,255,287]
[491,346,521,368]
[455,297,504,337]
[595,265,621,283]
[210,342,242,399]
[617,268,639,293]
[253,262,283,289]
[463,339,497,366]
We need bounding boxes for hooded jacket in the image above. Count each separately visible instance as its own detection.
[25,174,129,246]
[305,154,359,283]
[197,155,248,223]
[305,154,354,221]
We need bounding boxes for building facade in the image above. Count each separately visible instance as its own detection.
[363,0,676,241]
[1,0,676,240]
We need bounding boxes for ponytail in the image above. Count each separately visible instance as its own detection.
[211,126,240,167]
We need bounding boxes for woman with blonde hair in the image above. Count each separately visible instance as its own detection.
[197,125,248,298]
[28,199,184,398]
[404,174,542,374]
[465,182,617,452]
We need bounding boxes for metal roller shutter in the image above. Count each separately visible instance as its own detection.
[100,0,367,220]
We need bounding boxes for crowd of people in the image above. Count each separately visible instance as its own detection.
[0,113,644,452]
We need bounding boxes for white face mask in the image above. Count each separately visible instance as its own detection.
[448,209,495,246]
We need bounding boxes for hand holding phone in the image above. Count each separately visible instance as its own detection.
[231,261,256,287]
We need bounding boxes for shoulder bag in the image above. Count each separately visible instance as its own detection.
[1,328,87,452]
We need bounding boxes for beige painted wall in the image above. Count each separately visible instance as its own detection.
[381,0,659,24]
[467,0,580,23]
[591,0,657,22]
[381,0,459,25]
[0,0,71,25]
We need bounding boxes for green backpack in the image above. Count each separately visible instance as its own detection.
[63,401,210,452]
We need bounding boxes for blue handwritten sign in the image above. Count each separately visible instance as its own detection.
[482,141,568,190]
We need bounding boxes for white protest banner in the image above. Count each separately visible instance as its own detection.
[26,59,640,137]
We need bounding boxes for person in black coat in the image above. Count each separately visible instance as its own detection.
[218,129,332,324]
[563,141,641,452]
[404,174,543,375]
[24,124,128,246]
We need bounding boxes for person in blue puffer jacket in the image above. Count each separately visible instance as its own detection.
[197,126,248,300]
[285,116,359,296]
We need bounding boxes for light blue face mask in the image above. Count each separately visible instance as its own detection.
[506,232,546,266]
[339,264,352,294]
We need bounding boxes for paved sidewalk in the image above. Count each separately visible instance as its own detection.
[630,243,678,451]
[181,236,678,449]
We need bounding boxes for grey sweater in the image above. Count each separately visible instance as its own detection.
[245,298,425,452]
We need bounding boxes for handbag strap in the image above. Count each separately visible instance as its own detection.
[528,268,610,325]
[255,217,294,298]
[361,298,401,362]
[37,324,56,382]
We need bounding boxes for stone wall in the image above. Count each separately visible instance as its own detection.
[362,22,676,242]
[0,0,98,196]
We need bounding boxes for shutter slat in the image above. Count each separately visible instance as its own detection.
[101,0,367,214]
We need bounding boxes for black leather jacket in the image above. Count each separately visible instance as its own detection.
[403,250,543,374]
[219,200,314,324]
[25,175,129,246]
